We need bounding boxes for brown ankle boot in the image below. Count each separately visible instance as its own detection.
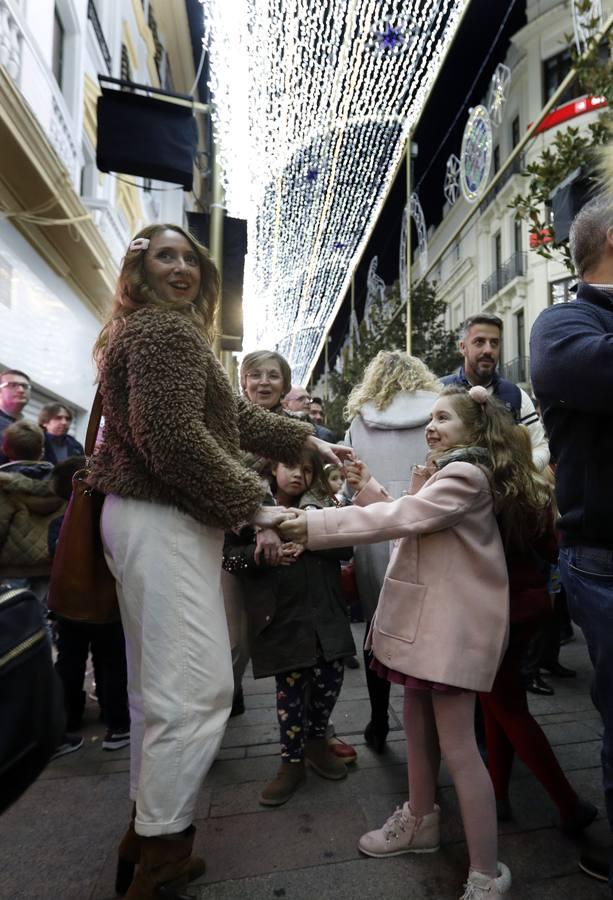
[123,825,203,900]
[259,760,306,806]
[305,738,347,780]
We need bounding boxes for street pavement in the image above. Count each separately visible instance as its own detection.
[0,624,610,899]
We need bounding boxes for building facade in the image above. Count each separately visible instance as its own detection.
[0,0,204,434]
[425,0,611,388]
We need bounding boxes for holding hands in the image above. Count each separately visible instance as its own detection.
[345,459,370,493]
[278,509,308,545]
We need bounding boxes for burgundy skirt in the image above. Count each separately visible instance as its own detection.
[371,658,464,694]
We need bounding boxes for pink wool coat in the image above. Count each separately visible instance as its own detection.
[306,461,509,692]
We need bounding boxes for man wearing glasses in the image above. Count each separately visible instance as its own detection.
[282,387,336,441]
[0,371,32,460]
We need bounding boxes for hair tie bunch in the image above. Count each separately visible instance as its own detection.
[129,237,149,252]
[468,385,489,406]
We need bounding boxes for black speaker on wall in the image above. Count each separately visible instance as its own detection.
[550,167,596,244]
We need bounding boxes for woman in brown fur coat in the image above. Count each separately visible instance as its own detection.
[90,224,347,900]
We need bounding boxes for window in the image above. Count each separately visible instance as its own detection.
[493,231,502,271]
[515,309,525,358]
[511,115,520,149]
[550,277,575,305]
[513,218,522,255]
[52,6,65,89]
[121,43,131,82]
[543,48,574,106]
[493,145,500,175]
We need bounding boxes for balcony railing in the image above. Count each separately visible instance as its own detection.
[502,356,529,385]
[481,251,527,305]
[87,0,111,74]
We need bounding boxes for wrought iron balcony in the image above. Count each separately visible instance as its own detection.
[88,0,111,74]
[481,251,527,305]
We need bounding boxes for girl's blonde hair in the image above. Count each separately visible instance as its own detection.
[93,223,219,364]
[345,350,440,420]
[439,386,553,547]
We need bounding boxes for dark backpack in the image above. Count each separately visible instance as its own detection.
[0,587,65,814]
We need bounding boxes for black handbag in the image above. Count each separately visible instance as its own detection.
[0,587,65,814]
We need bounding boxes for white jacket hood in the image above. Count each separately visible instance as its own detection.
[358,390,438,431]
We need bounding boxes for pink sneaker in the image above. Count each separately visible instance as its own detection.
[460,862,512,899]
[358,802,440,857]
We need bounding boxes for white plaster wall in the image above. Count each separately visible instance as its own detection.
[0,220,99,436]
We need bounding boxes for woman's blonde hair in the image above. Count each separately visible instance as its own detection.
[439,386,553,547]
[345,350,440,420]
[93,223,219,364]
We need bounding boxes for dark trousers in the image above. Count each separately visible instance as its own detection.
[275,658,344,761]
[480,620,578,819]
[560,545,613,888]
[55,617,129,733]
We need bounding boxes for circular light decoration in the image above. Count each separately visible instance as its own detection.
[460,105,493,204]
[486,63,511,128]
[410,192,428,273]
[444,153,461,205]
[203,0,469,385]
[572,0,602,54]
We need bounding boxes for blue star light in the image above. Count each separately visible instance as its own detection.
[305,168,319,183]
[378,23,403,51]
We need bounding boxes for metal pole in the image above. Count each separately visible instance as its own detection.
[324,335,329,402]
[209,134,225,357]
[405,138,412,354]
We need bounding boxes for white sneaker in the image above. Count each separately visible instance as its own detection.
[460,862,512,899]
[358,802,440,857]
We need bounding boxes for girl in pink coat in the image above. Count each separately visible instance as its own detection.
[280,384,546,900]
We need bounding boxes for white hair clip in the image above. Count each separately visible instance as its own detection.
[129,238,150,251]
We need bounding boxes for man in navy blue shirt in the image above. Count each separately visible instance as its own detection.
[531,194,613,890]
[442,314,549,471]
[0,370,31,463]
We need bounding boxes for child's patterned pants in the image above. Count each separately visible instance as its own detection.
[275,658,344,761]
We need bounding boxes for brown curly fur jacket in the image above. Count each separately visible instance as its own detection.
[89,308,313,529]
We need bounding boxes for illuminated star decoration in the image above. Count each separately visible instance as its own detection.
[203,0,469,384]
[377,22,404,51]
[486,63,511,129]
[305,168,319,183]
[410,192,428,274]
[444,153,461,206]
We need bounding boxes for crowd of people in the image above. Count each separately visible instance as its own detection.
[1,195,613,899]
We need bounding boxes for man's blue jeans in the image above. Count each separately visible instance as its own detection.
[560,545,613,883]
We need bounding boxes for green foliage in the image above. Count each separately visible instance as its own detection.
[509,22,613,273]
[324,279,459,435]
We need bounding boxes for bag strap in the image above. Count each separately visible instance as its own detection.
[84,388,103,459]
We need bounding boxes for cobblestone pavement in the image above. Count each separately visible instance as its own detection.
[0,625,610,899]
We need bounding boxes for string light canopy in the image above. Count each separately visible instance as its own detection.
[202,0,468,383]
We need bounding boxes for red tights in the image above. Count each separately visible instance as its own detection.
[479,621,578,818]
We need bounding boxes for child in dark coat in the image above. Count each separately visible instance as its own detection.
[223,446,354,806]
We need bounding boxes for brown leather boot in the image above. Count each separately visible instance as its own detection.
[122,824,204,900]
[305,738,347,780]
[116,808,206,896]
[259,760,306,806]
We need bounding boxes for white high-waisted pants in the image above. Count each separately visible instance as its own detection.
[101,494,233,836]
